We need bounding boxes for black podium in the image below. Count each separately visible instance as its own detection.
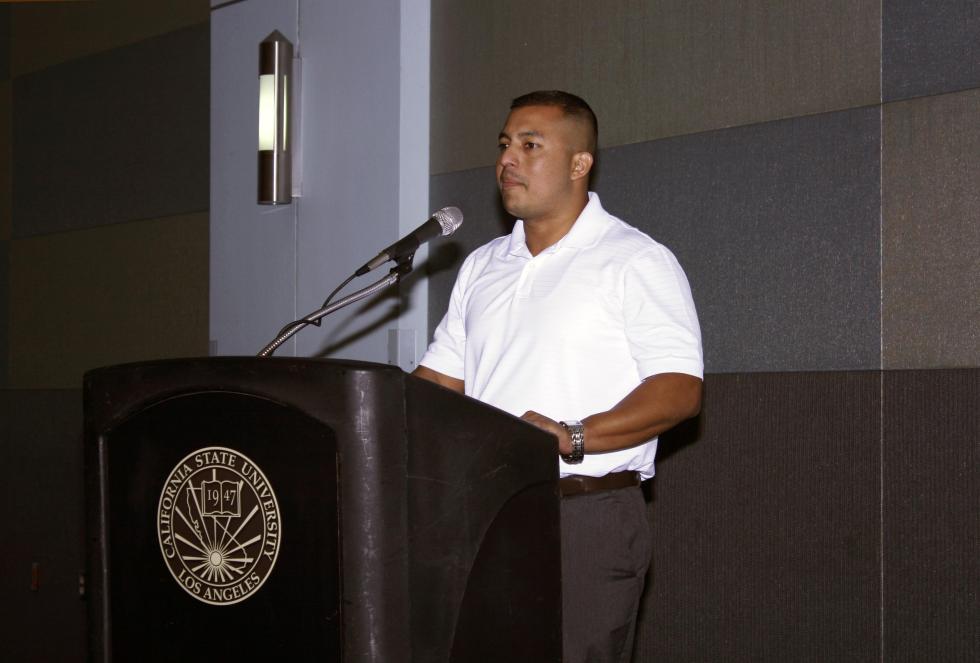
[84,358,561,662]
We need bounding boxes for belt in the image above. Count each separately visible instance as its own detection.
[558,471,640,498]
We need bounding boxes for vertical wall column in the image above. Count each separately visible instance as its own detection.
[211,0,430,366]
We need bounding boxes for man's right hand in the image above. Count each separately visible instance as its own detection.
[411,365,465,394]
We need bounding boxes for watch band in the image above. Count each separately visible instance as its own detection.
[560,420,585,464]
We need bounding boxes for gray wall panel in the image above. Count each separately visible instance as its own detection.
[883,89,980,369]
[430,108,883,373]
[883,369,980,662]
[639,371,881,662]
[599,108,882,373]
[293,0,403,362]
[12,22,209,237]
[0,389,84,663]
[884,0,980,102]
[431,0,880,174]
[209,0,299,358]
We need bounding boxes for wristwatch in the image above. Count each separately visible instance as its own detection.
[559,420,585,464]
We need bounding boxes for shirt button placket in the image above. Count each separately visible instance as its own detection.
[515,259,537,299]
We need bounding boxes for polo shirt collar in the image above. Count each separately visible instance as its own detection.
[506,192,607,257]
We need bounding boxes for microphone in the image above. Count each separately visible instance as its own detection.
[355,206,463,276]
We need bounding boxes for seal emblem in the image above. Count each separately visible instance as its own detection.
[157,446,282,605]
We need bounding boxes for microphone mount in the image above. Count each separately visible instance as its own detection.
[257,259,413,358]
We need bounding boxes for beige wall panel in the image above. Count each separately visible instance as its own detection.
[883,89,980,369]
[11,0,208,75]
[9,213,209,389]
[0,81,10,239]
[432,0,880,174]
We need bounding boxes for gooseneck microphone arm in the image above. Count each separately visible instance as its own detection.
[255,206,463,358]
[256,260,412,358]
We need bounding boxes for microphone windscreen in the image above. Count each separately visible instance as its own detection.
[433,207,464,236]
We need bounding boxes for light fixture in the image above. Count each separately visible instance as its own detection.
[258,31,293,205]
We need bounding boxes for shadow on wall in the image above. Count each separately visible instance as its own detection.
[658,412,703,464]
[314,243,464,358]
[644,400,704,503]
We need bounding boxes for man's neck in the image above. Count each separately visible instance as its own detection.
[523,193,589,256]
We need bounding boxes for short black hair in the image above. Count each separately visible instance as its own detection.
[510,90,598,154]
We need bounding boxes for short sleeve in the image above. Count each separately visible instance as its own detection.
[417,259,470,380]
[622,245,704,380]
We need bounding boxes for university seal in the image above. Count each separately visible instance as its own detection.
[157,446,282,605]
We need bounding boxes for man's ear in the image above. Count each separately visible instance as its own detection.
[570,151,594,181]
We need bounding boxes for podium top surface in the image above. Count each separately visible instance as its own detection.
[83,357,412,430]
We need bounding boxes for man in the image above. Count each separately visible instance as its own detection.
[414,90,703,662]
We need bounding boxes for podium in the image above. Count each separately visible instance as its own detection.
[84,358,561,662]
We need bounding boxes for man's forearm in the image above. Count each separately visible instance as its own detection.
[582,372,702,453]
[522,372,702,455]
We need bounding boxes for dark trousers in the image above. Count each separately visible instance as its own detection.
[560,485,652,663]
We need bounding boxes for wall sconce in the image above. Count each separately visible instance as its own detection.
[258,31,293,205]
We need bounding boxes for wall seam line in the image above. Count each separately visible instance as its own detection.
[878,2,885,660]
[290,0,301,358]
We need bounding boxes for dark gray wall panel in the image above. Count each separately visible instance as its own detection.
[883,89,980,369]
[9,212,209,389]
[637,371,881,662]
[884,1,980,102]
[883,369,980,662]
[0,389,84,663]
[598,108,882,373]
[430,108,883,373]
[12,22,208,237]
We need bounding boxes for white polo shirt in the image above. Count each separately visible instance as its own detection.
[420,193,703,479]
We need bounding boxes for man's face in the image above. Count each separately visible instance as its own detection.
[496,105,583,222]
